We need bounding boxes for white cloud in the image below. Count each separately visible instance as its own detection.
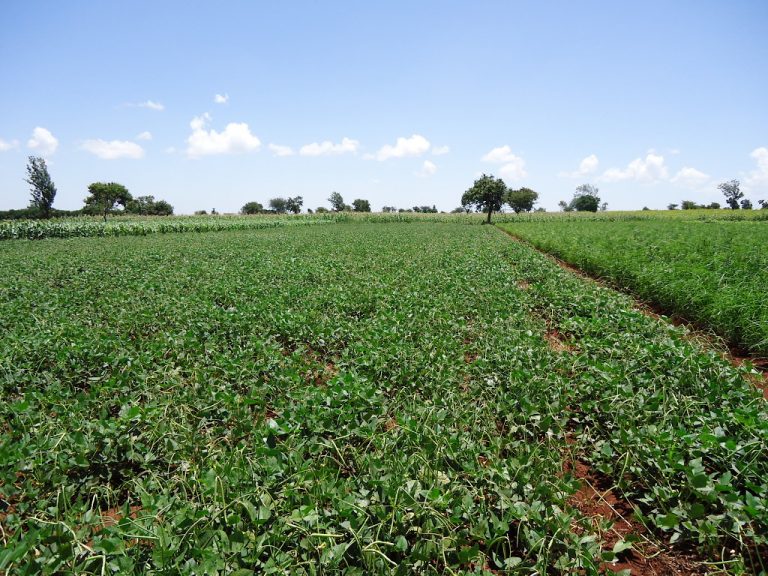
[27,127,59,155]
[269,143,295,157]
[299,137,359,156]
[137,100,164,111]
[186,113,262,157]
[482,145,527,180]
[136,131,153,141]
[601,152,668,183]
[375,134,430,160]
[432,145,450,156]
[562,154,599,178]
[0,138,19,151]
[214,93,229,104]
[418,160,437,176]
[745,147,768,193]
[671,167,710,188]
[81,139,145,160]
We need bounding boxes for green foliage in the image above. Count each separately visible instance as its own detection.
[718,179,743,209]
[461,173,506,223]
[570,184,600,212]
[269,197,288,214]
[0,223,765,574]
[285,196,303,214]
[84,182,132,222]
[24,156,57,218]
[499,219,768,354]
[352,199,371,212]
[125,195,174,216]
[506,187,539,213]
[240,201,264,215]
[328,191,345,212]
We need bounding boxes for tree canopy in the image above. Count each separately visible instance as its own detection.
[240,201,264,215]
[461,174,506,223]
[352,199,371,212]
[285,196,303,214]
[570,184,600,212]
[328,192,345,212]
[25,156,57,219]
[718,180,742,209]
[125,195,173,216]
[84,182,132,222]
[506,187,539,213]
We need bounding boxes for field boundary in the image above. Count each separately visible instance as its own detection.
[495,225,768,395]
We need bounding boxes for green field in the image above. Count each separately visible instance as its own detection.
[498,217,768,357]
[1,223,766,574]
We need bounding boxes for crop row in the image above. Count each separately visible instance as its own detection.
[0,212,485,241]
[498,219,768,357]
[1,223,766,574]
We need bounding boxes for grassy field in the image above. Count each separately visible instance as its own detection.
[1,222,766,574]
[498,217,768,357]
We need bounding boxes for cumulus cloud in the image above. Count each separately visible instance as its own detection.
[375,134,430,160]
[299,137,359,156]
[601,152,668,183]
[0,138,19,151]
[81,139,145,160]
[482,145,527,180]
[744,147,768,193]
[136,131,153,141]
[214,93,229,104]
[671,167,710,188]
[268,143,295,157]
[419,160,437,176]
[562,154,599,178]
[27,127,59,155]
[186,113,262,157]
[432,145,450,156]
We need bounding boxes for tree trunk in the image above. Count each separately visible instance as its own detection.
[486,207,492,224]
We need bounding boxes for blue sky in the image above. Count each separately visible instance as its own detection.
[1,0,767,213]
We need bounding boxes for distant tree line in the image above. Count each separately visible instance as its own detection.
[461,174,542,223]
[0,156,175,220]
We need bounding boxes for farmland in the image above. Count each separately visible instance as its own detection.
[1,222,767,574]
[498,215,768,357]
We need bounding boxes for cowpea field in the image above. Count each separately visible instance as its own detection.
[1,222,766,574]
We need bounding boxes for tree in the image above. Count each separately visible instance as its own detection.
[316,206,330,213]
[718,180,742,209]
[328,192,345,212]
[461,174,506,223]
[352,199,371,212]
[382,206,397,213]
[741,198,753,210]
[241,201,264,215]
[708,202,721,209]
[558,200,572,212]
[506,187,539,213]
[667,203,678,210]
[25,156,57,218]
[569,184,600,212]
[758,199,767,209]
[681,200,698,210]
[84,182,132,222]
[269,197,288,213]
[126,195,174,216]
[285,196,303,214]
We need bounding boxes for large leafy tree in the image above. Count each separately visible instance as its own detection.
[718,180,742,209]
[506,187,539,213]
[240,201,264,215]
[269,197,289,214]
[461,174,507,223]
[84,182,132,222]
[285,196,304,214]
[25,156,57,218]
[352,199,371,212]
[570,184,600,212]
[328,191,345,212]
[125,195,174,216]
